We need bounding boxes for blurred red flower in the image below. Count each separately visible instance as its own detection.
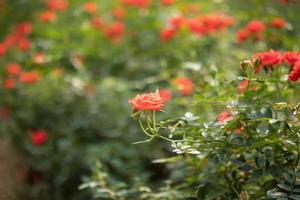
[217,110,233,125]
[104,22,125,41]
[7,63,21,75]
[17,38,31,51]
[84,1,97,13]
[173,77,194,95]
[91,16,105,29]
[160,28,177,42]
[236,28,250,43]
[246,20,265,34]
[40,11,56,22]
[4,79,15,89]
[112,7,126,20]
[169,15,185,29]
[19,71,40,84]
[47,0,68,11]
[270,18,287,29]
[128,91,164,111]
[283,51,300,66]
[289,61,300,81]
[159,89,172,103]
[30,129,48,146]
[0,43,7,56]
[121,0,151,8]
[187,18,205,36]
[161,0,175,6]
[14,22,32,36]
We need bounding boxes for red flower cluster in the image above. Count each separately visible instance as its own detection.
[30,129,48,146]
[0,22,32,56]
[187,14,235,36]
[161,13,235,42]
[173,77,194,95]
[3,63,21,89]
[237,20,265,43]
[128,91,164,111]
[121,0,151,8]
[19,71,41,84]
[251,50,300,81]
[3,63,41,89]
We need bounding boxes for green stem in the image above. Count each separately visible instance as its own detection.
[138,119,153,138]
[153,111,156,130]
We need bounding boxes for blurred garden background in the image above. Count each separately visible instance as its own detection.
[1,0,300,199]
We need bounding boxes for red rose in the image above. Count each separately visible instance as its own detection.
[30,129,48,146]
[104,22,125,41]
[283,51,299,66]
[173,77,194,95]
[160,28,177,42]
[289,61,300,81]
[270,17,287,29]
[4,79,15,89]
[186,18,205,36]
[91,16,105,29]
[246,20,265,34]
[238,80,256,93]
[84,1,97,13]
[236,28,250,43]
[14,22,32,36]
[238,80,250,93]
[7,63,21,75]
[217,110,233,125]
[47,0,68,11]
[17,37,31,51]
[169,15,185,29]
[0,43,7,56]
[253,50,282,72]
[159,89,172,103]
[3,35,17,48]
[19,71,40,84]
[128,91,164,111]
[112,7,126,20]
[39,11,56,22]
